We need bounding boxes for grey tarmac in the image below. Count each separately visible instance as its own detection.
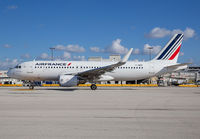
[0,87,200,139]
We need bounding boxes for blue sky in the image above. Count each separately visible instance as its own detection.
[0,0,200,69]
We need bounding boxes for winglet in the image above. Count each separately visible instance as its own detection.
[121,48,133,63]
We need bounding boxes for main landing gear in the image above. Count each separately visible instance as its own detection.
[90,84,97,90]
[28,81,35,90]
[29,85,34,90]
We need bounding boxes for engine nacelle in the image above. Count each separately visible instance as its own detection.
[59,75,79,87]
[97,75,114,81]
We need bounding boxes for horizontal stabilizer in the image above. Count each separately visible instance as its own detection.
[164,63,190,72]
[165,63,191,69]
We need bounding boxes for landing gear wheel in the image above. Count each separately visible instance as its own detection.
[90,84,97,90]
[29,85,34,90]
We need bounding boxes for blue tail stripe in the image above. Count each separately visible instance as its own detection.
[157,34,182,60]
[162,35,183,60]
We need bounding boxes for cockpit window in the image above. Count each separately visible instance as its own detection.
[15,65,21,69]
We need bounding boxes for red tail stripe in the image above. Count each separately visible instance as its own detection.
[168,45,181,60]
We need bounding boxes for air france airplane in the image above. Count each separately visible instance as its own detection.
[8,34,188,90]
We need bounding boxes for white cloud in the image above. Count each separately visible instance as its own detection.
[183,28,195,39]
[21,53,30,59]
[54,44,85,53]
[90,39,129,54]
[90,47,103,53]
[133,59,139,62]
[62,52,85,61]
[146,27,171,38]
[171,27,195,39]
[63,52,71,59]
[133,48,140,54]
[0,59,20,70]
[3,44,11,48]
[143,44,161,55]
[146,27,195,39]
[38,53,50,60]
[105,39,128,54]
[7,5,18,10]
[73,56,86,61]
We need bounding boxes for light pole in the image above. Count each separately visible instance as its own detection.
[148,46,153,84]
[148,47,153,60]
[50,47,55,61]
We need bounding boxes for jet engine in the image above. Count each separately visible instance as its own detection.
[59,75,79,87]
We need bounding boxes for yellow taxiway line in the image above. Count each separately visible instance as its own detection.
[1,84,199,87]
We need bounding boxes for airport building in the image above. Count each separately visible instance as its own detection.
[88,55,121,62]
[157,68,200,86]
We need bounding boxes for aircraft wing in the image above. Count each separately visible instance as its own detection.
[76,48,133,81]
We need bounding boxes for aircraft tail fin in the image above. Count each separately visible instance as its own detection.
[153,34,184,64]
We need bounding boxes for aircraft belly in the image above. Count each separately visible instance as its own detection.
[39,71,59,80]
[26,70,58,81]
[108,70,149,81]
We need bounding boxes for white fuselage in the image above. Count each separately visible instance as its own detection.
[7,60,177,81]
